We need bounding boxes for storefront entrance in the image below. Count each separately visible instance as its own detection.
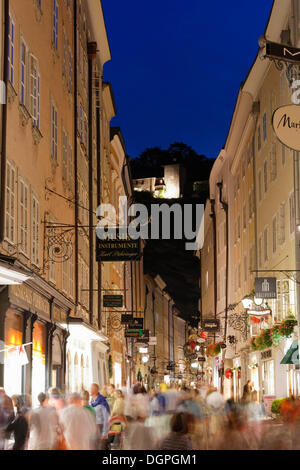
[4,311,23,397]
[31,323,46,406]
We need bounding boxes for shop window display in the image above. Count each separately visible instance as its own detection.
[4,314,23,397]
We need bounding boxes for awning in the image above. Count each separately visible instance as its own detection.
[60,317,108,343]
[280,341,299,365]
[0,258,33,285]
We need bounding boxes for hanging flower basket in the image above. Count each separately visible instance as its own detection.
[206,342,223,357]
[250,317,297,351]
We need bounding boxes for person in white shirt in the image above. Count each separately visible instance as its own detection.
[27,392,59,450]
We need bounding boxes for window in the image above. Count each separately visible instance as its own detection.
[282,144,286,167]
[250,246,254,271]
[8,13,15,85]
[243,204,246,230]
[270,144,277,182]
[258,235,262,268]
[264,160,268,193]
[272,216,277,254]
[51,102,58,160]
[5,160,16,243]
[62,127,68,182]
[251,136,255,161]
[48,217,56,283]
[30,55,40,128]
[79,257,88,307]
[247,146,251,165]
[18,176,29,255]
[280,72,285,105]
[264,227,268,263]
[258,170,262,202]
[52,0,59,51]
[279,202,286,245]
[68,47,72,93]
[290,193,295,234]
[244,255,247,282]
[62,256,74,298]
[258,126,261,151]
[68,144,73,190]
[31,193,40,265]
[20,39,28,105]
[263,113,267,141]
[62,29,67,76]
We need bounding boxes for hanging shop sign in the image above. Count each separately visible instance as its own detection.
[103,295,123,308]
[121,314,134,324]
[255,277,277,299]
[96,230,141,262]
[198,356,206,362]
[202,319,220,332]
[148,336,157,345]
[272,105,300,152]
[128,318,144,329]
[261,349,272,360]
[125,329,143,338]
[264,40,300,64]
[125,329,149,339]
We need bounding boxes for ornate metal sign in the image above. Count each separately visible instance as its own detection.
[228,313,248,340]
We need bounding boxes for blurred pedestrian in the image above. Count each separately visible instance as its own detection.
[5,395,29,450]
[90,383,110,448]
[159,412,195,450]
[81,390,96,419]
[0,388,14,450]
[59,393,97,450]
[27,392,59,450]
[111,390,125,417]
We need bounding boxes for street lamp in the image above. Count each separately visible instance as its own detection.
[241,296,253,310]
[254,297,263,306]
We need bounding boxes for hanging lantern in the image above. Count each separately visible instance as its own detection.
[225,368,233,379]
[200,331,208,339]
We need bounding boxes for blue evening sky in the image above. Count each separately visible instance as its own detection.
[102,1,273,159]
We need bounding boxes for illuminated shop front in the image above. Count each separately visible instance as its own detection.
[62,318,108,393]
[0,271,71,396]
[31,322,46,406]
[4,311,23,397]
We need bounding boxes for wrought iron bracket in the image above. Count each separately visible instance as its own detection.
[228,313,249,341]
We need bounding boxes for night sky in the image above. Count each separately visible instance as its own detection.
[102,1,273,160]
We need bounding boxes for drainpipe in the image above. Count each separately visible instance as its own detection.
[96,100,102,330]
[217,182,229,342]
[209,199,218,327]
[73,0,79,305]
[87,43,95,326]
[0,0,9,241]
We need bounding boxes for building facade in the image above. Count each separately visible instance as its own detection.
[202,0,300,401]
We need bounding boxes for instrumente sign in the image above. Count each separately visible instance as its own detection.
[96,229,141,262]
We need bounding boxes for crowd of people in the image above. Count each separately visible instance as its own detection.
[1,381,300,450]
